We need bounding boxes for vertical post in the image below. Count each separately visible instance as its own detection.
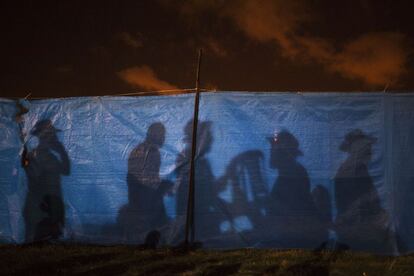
[185,49,202,245]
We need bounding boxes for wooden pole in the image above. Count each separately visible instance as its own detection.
[185,49,202,245]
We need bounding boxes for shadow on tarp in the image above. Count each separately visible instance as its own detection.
[77,123,177,245]
[334,129,394,254]
[256,131,330,249]
[117,122,173,243]
[23,119,70,243]
[190,131,331,249]
[69,129,397,254]
[0,94,411,255]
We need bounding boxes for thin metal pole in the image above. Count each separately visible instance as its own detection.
[185,49,202,245]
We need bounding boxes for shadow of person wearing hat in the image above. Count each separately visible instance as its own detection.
[22,119,70,242]
[334,129,393,253]
[266,131,327,248]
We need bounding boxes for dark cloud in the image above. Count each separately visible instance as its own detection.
[171,0,411,88]
[205,38,228,58]
[118,32,143,48]
[56,65,73,74]
[1,1,413,97]
[331,32,409,87]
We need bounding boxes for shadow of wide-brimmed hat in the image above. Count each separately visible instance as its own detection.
[267,130,303,156]
[31,119,62,136]
[340,129,377,152]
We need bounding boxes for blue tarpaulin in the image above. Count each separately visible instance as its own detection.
[0,92,413,255]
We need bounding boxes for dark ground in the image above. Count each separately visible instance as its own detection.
[0,244,413,275]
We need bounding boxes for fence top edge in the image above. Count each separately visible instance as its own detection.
[1,90,414,101]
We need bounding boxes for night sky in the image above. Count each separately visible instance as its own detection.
[2,0,414,98]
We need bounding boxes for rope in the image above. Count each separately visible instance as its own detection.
[109,88,197,96]
[4,89,414,100]
[2,88,218,100]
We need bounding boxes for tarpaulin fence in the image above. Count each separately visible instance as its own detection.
[1,92,413,255]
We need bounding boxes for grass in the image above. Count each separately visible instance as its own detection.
[0,244,413,275]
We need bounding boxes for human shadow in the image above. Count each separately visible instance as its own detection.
[174,121,193,221]
[334,129,392,253]
[266,131,329,248]
[174,120,220,243]
[117,122,173,243]
[395,182,414,254]
[392,125,414,254]
[22,119,70,242]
